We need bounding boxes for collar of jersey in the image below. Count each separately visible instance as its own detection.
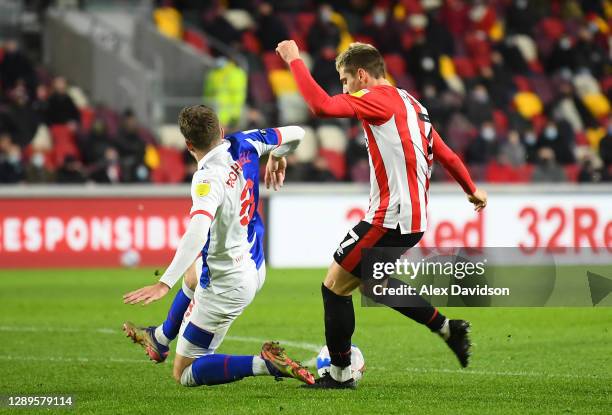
[197,140,230,170]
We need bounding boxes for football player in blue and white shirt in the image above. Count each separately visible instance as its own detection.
[122,105,314,386]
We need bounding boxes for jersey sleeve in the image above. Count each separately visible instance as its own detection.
[432,129,477,194]
[190,169,224,219]
[235,128,282,156]
[336,89,393,124]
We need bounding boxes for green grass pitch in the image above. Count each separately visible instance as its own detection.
[0,268,610,414]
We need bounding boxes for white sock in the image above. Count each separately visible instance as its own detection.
[330,364,352,382]
[438,318,450,341]
[252,356,270,376]
[182,279,195,299]
[154,325,171,347]
[180,365,197,386]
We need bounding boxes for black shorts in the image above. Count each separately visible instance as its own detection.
[333,221,423,279]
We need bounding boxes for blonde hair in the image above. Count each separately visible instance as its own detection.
[335,42,386,78]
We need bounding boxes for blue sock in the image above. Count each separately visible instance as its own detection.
[161,283,193,341]
[191,354,254,386]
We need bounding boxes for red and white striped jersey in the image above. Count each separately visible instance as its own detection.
[289,58,476,236]
[342,86,433,234]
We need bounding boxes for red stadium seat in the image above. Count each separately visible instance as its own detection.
[263,52,285,72]
[353,35,375,46]
[600,75,612,93]
[183,28,209,53]
[515,164,535,182]
[150,146,185,183]
[492,110,508,135]
[539,18,565,41]
[513,76,532,92]
[49,124,80,165]
[485,161,518,183]
[452,57,476,79]
[296,12,316,36]
[80,107,95,132]
[241,30,260,54]
[319,148,346,180]
[383,54,407,79]
[564,164,579,182]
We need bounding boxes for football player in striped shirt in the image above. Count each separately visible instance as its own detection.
[277,40,487,389]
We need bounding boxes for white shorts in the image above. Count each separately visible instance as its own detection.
[175,264,266,359]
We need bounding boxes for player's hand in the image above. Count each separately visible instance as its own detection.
[467,188,487,212]
[276,40,300,64]
[265,155,287,191]
[123,282,170,305]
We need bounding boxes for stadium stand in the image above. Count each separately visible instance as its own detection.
[1,0,611,184]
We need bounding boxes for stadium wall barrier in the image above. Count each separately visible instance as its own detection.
[0,185,610,268]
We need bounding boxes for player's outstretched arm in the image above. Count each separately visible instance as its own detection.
[432,129,487,212]
[122,214,211,305]
[276,40,355,118]
[264,125,305,191]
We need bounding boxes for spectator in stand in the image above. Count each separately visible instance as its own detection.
[203,58,247,129]
[201,4,242,52]
[89,147,122,183]
[481,51,514,109]
[78,118,114,168]
[25,151,55,183]
[312,46,343,96]
[531,147,566,183]
[46,77,80,127]
[577,154,602,183]
[505,0,539,36]
[0,132,24,183]
[551,82,588,133]
[0,40,37,96]
[307,5,341,56]
[115,110,148,182]
[599,117,612,168]
[537,120,575,165]
[404,32,442,90]
[523,128,539,163]
[573,26,606,78]
[255,2,289,52]
[499,130,526,167]
[466,121,498,165]
[359,5,402,54]
[464,84,494,126]
[6,83,40,148]
[56,155,87,184]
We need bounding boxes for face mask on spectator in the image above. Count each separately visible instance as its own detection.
[481,127,495,141]
[545,126,558,140]
[373,10,386,26]
[516,0,527,9]
[8,152,20,164]
[524,132,536,145]
[560,37,571,50]
[473,89,488,103]
[32,153,45,168]
[320,8,332,23]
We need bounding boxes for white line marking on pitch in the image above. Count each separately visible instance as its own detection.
[2,326,606,380]
[0,325,321,360]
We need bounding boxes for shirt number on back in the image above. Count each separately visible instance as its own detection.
[239,179,255,226]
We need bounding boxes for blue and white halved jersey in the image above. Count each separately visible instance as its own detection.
[189,128,282,292]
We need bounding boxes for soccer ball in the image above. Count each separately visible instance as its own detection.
[316,344,365,382]
[120,249,141,268]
